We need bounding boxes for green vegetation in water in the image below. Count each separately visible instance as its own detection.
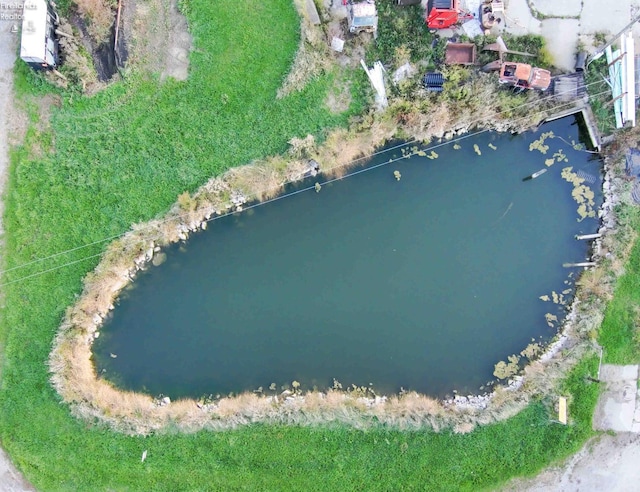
[529,131,554,154]
[561,167,596,222]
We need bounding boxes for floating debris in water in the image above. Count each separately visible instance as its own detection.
[473,144,481,155]
[315,182,322,193]
[545,313,558,327]
[562,288,572,295]
[416,149,427,157]
[529,131,554,154]
[553,149,568,163]
[488,143,497,150]
[110,353,117,358]
[426,150,439,160]
[394,170,401,181]
[539,295,550,302]
[561,167,596,222]
[545,158,555,167]
[575,169,596,184]
[570,139,585,151]
[453,143,461,150]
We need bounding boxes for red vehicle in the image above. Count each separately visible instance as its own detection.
[426,0,471,29]
[499,63,551,91]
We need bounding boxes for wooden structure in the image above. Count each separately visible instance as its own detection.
[558,397,568,425]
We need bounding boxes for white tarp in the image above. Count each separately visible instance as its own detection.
[361,59,388,109]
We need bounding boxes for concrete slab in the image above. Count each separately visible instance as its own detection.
[593,365,639,433]
[504,0,541,36]
[530,0,582,18]
[580,0,633,36]
[541,18,580,71]
[600,364,639,383]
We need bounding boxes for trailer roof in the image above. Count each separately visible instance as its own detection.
[20,0,48,60]
[351,2,377,17]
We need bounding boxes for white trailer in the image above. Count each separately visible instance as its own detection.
[20,0,59,70]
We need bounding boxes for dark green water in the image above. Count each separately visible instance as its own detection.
[94,117,602,399]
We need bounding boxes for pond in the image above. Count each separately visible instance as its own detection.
[93,117,603,399]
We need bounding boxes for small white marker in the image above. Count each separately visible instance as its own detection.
[10,25,18,34]
[141,450,147,463]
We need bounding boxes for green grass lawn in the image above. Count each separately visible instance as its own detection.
[0,0,608,489]
[599,207,640,364]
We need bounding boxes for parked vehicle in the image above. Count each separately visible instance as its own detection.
[426,0,472,29]
[20,0,59,70]
[499,62,551,91]
[347,0,378,38]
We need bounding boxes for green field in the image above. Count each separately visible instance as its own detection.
[0,0,621,489]
[599,206,640,364]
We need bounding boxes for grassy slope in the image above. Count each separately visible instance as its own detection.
[599,207,640,364]
[0,0,603,489]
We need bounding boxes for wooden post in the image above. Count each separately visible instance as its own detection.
[114,0,123,52]
[558,397,567,425]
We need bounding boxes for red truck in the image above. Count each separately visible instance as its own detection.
[499,62,551,91]
[426,0,472,29]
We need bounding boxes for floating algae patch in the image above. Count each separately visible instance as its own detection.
[539,295,550,302]
[93,117,603,399]
[562,166,596,221]
[529,131,554,154]
[545,158,555,167]
[426,150,439,160]
[473,143,481,155]
[488,143,497,150]
[545,313,558,328]
[453,143,461,150]
[553,149,568,163]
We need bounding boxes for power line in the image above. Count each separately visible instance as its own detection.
[1,86,613,285]
[2,78,612,277]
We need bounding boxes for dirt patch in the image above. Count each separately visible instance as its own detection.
[6,94,61,156]
[325,80,352,113]
[504,433,640,491]
[68,10,119,82]
[122,0,191,81]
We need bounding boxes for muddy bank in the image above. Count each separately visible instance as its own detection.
[65,9,123,82]
[47,94,627,434]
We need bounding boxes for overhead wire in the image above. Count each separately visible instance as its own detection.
[0,82,614,286]
[2,77,612,277]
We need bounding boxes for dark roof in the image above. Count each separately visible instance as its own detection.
[423,72,445,92]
